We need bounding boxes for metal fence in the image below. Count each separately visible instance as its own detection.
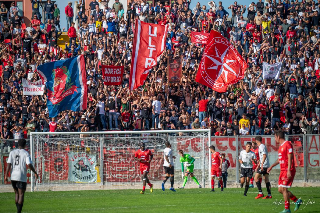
[1,133,320,192]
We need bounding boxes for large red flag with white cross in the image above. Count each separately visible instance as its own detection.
[195,30,248,92]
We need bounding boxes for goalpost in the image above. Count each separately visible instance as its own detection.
[30,129,211,192]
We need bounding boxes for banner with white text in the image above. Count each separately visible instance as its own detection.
[101,65,124,85]
[68,152,97,182]
[22,78,45,95]
[129,20,168,90]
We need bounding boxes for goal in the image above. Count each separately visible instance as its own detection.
[30,129,211,192]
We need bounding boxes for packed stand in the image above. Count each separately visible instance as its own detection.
[0,0,320,140]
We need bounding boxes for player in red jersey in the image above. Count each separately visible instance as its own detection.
[249,142,262,188]
[268,131,302,213]
[209,145,223,192]
[134,143,154,194]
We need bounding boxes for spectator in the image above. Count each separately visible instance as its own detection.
[89,0,100,16]
[67,22,77,46]
[239,123,250,135]
[0,4,7,23]
[45,0,55,22]
[54,4,60,21]
[9,2,18,19]
[198,96,209,123]
[152,96,161,129]
[65,2,74,30]
[113,0,123,14]
[191,117,200,129]
[49,118,57,132]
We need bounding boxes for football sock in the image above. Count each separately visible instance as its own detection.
[148,182,152,187]
[285,201,290,210]
[142,186,146,191]
[250,177,254,185]
[219,180,223,189]
[170,176,174,188]
[211,179,215,189]
[163,176,169,184]
[183,176,188,187]
[17,203,23,213]
[192,176,200,185]
[244,184,249,194]
[240,183,244,188]
[256,181,263,194]
[290,195,298,203]
[266,182,271,195]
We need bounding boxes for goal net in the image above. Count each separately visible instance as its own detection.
[30,129,210,191]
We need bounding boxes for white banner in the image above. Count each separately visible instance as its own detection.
[22,78,45,95]
[68,152,97,182]
[263,62,282,80]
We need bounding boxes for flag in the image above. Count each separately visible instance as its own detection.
[37,55,87,117]
[263,62,282,80]
[101,65,124,85]
[195,30,248,93]
[22,78,45,95]
[167,56,182,83]
[190,32,210,44]
[129,19,168,90]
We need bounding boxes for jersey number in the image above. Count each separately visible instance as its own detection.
[15,155,20,166]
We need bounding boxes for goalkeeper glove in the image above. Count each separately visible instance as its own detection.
[185,163,191,167]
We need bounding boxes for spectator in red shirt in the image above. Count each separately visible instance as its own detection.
[258,101,267,116]
[49,117,57,132]
[65,2,74,30]
[246,19,256,34]
[31,14,41,30]
[286,26,296,40]
[121,109,131,130]
[199,96,210,123]
[67,22,77,46]
[252,28,262,43]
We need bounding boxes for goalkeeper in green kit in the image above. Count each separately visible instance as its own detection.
[178,150,202,189]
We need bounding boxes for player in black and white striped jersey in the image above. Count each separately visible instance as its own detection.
[5,139,38,213]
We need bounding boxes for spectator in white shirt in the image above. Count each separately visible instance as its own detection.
[264,84,275,100]
[255,82,264,99]
[152,96,161,129]
[240,124,250,135]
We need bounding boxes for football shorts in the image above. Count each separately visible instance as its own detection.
[257,167,269,175]
[140,164,150,174]
[278,170,296,188]
[186,164,194,174]
[240,168,253,178]
[211,169,222,177]
[164,166,174,175]
[11,181,27,191]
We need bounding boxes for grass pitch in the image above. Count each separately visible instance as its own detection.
[0,187,319,213]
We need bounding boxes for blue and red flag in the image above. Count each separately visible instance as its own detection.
[37,55,87,117]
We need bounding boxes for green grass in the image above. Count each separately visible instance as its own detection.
[0,187,319,213]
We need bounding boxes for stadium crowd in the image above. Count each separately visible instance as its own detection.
[1,0,320,140]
